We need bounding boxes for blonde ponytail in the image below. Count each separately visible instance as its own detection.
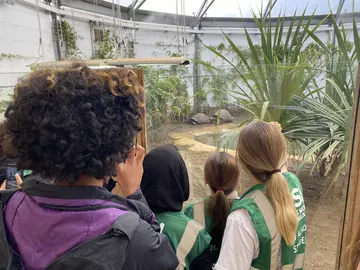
[237,121,299,246]
[265,172,298,246]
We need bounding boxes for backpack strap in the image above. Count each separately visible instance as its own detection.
[0,190,23,270]
[46,212,140,270]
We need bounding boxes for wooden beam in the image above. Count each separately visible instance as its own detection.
[133,68,147,151]
[30,57,190,69]
[336,64,360,269]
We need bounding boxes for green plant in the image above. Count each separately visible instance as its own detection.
[212,5,358,194]
[94,30,117,59]
[288,13,359,182]
[201,64,231,108]
[205,7,329,129]
[58,20,80,58]
[0,53,25,61]
[144,67,190,127]
[30,64,39,72]
[0,93,13,115]
[127,40,135,58]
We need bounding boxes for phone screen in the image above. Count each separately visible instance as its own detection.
[6,166,20,189]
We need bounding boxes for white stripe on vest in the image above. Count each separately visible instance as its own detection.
[245,190,281,270]
[175,220,203,270]
[193,201,206,228]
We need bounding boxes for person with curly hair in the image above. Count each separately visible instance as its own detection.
[0,65,178,270]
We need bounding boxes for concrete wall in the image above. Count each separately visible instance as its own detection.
[0,2,55,101]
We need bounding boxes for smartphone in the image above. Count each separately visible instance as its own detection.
[6,166,21,189]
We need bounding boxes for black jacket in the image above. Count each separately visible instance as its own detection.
[0,179,178,270]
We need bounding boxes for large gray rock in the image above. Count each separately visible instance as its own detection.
[190,113,212,125]
[213,109,233,123]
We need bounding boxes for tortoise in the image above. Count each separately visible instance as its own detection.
[212,109,233,123]
[190,113,213,125]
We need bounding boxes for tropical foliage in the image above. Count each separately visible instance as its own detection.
[144,66,191,128]
[210,5,360,188]
[205,8,329,130]
[94,29,118,59]
[58,20,80,59]
[285,14,359,179]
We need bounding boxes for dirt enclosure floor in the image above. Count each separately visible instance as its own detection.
[148,121,344,270]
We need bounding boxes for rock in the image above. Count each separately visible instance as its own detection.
[213,109,233,123]
[190,113,212,125]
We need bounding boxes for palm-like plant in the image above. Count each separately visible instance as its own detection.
[287,13,360,180]
[213,5,360,190]
[205,5,329,131]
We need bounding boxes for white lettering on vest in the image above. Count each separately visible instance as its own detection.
[298,224,306,237]
[293,235,306,253]
[292,188,303,208]
[209,245,220,251]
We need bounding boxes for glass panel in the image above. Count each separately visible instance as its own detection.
[144,6,359,269]
[2,0,360,268]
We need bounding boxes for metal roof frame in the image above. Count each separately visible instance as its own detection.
[191,0,216,28]
[128,0,147,19]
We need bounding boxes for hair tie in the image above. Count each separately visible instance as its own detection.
[216,187,224,192]
[267,169,281,178]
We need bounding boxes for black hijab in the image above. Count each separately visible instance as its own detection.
[141,144,189,213]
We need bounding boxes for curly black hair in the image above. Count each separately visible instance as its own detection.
[2,65,143,183]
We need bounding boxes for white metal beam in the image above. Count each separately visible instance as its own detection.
[15,0,355,35]
[192,0,215,29]
[134,0,146,10]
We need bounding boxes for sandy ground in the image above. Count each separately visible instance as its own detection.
[148,122,344,270]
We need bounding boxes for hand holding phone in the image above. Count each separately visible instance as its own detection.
[112,145,145,197]
[6,167,20,189]
[0,168,23,190]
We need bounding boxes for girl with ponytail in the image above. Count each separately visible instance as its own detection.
[184,152,240,267]
[214,121,306,270]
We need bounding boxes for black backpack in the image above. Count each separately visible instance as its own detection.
[0,189,140,270]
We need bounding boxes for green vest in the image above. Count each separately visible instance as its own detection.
[155,211,211,270]
[231,172,306,270]
[184,192,239,232]
[183,198,213,232]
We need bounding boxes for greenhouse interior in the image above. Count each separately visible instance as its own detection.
[1,0,360,269]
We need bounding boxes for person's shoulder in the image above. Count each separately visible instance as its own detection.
[156,211,191,232]
[183,198,209,211]
[228,208,251,223]
[231,189,261,213]
[283,172,303,190]
[158,212,204,231]
[125,217,179,269]
[283,171,297,179]
[183,214,207,233]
